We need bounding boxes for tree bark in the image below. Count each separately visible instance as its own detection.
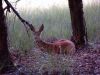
[68,0,88,48]
[0,0,15,74]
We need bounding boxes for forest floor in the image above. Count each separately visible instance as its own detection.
[2,42,100,75]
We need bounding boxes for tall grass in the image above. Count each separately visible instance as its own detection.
[84,4,100,42]
[7,3,100,51]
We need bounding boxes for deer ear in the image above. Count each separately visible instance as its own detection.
[39,24,44,32]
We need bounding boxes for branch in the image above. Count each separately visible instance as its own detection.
[3,5,10,12]
[4,0,35,31]
[15,0,21,3]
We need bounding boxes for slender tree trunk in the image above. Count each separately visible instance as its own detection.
[68,0,88,48]
[0,0,15,73]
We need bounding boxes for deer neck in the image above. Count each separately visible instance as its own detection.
[34,36,53,50]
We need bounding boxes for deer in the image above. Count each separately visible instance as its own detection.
[31,24,75,55]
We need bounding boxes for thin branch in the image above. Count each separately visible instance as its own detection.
[4,0,35,31]
[3,6,7,11]
[15,0,21,3]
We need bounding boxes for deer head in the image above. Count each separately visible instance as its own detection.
[31,24,44,40]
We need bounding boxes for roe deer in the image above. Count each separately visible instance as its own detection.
[31,24,75,55]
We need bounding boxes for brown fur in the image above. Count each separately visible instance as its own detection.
[32,24,75,55]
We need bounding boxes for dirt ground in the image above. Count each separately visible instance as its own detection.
[2,42,100,75]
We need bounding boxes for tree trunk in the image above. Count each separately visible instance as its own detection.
[0,0,15,74]
[68,0,88,48]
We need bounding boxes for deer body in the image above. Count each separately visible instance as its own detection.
[32,24,75,55]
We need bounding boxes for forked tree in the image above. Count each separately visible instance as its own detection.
[0,0,15,74]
